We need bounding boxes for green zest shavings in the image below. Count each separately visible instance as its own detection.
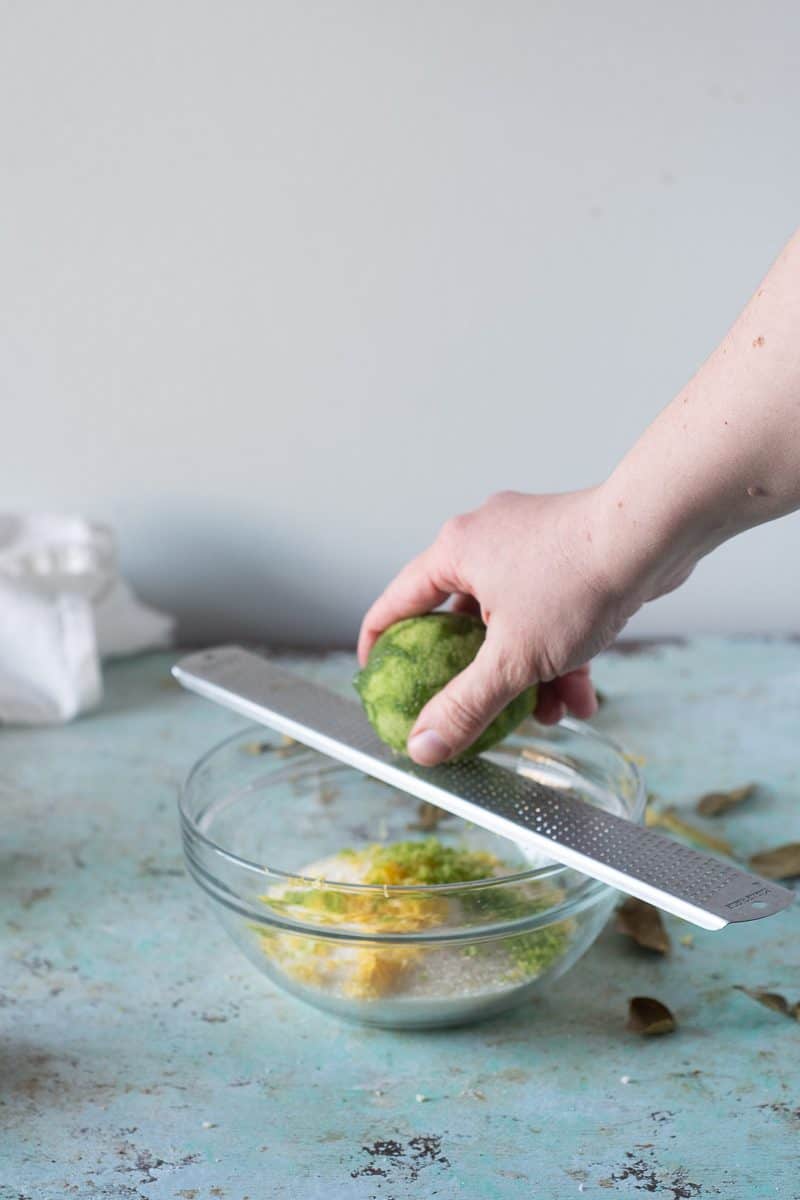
[458,870,572,980]
[362,838,499,885]
[504,925,571,979]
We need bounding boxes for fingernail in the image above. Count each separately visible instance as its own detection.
[407,729,451,765]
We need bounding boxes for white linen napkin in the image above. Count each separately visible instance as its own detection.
[0,513,174,724]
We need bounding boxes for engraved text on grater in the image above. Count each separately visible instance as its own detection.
[724,886,773,910]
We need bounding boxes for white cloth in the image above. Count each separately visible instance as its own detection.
[0,514,174,724]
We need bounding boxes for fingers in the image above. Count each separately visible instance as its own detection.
[553,668,598,718]
[534,667,598,725]
[407,627,527,765]
[533,683,566,725]
[357,548,457,666]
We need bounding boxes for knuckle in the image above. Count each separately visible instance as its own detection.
[437,513,470,552]
[531,646,564,683]
[438,511,470,540]
[485,489,518,508]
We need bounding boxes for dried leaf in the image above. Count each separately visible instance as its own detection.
[615,898,671,954]
[242,740,272,755]
[645,805,733,857]
[242,735,304,758]
[626,996,677,1036]
[749,842,800,880]
[20,886,53,909]
[696,783,757,818]
[408,801,451,832]
[735,985,800,1021]
[276,735,303,758]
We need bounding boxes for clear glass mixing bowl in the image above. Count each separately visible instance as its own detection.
[180,718,643,1029]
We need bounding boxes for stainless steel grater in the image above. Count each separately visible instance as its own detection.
[173,646,795,931]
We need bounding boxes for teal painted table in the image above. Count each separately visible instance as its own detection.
[2,639,799,1200]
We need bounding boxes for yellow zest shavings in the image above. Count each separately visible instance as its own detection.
[362,838,499,886]
[255,838,571,1002]
[344,947,420,999]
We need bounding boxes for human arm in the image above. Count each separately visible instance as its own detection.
[358,229,800,765]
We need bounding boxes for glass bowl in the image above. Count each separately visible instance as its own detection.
[179,718,644,1029]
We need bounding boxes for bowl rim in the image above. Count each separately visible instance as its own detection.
[179,716,645,899]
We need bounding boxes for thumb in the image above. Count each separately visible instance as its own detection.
[407,630,528,766]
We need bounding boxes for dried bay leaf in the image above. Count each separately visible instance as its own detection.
[696,783,757,817]
[243,740,272,755]
[627,997,677,1036]
[243,734,303,759]
[276,735,303,758]
[408,801,451,832]
[735,985,800,1021]
[749,842,800,880]
[616,898,671,954]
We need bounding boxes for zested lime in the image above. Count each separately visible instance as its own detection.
[354,612,537,757]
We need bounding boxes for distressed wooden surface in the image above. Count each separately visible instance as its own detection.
[1,638,799,1200]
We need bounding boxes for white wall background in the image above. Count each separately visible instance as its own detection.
[2,1,799,647]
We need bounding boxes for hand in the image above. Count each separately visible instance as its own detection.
[360,231,800,767]
[358,488,650,766]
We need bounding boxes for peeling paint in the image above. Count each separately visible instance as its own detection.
[609,1151,703,1198]
[351,1135,450,1185]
